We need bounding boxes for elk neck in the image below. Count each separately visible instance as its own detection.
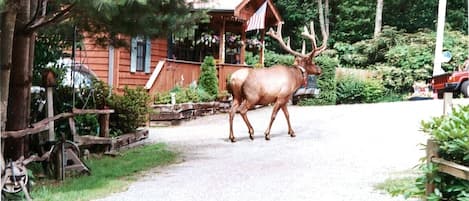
[293,65,307,87]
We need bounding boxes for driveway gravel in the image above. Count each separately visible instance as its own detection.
[96,99,469,201]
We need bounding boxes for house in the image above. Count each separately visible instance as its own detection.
[74,0,282,94]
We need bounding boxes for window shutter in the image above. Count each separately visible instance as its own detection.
[130,37,137,73]
[145,38,152,73]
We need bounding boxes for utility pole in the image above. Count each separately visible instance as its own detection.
[433,0,447,76]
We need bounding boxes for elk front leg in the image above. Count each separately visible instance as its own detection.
[281,105,295,137]
[239,101,255,140]
[264,103,282,140]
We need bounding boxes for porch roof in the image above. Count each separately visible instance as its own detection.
[189,0,243,11]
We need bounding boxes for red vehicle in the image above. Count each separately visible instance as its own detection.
[432,64,469,98]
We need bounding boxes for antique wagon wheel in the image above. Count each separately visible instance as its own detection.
[47,140,84,179]
[1,160,31,200]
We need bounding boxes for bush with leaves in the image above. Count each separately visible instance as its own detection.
[199,56,219,98]
[336,75,385,104]
[245,50,294,67]
[415,105,469,200]
[108,87,151,135]
[154,84,215,104]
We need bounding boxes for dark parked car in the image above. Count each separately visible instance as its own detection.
[292,75,319,105]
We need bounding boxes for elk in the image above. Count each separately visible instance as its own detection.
[228,20,328,142]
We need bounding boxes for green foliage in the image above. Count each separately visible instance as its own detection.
[299,56,337,105]
[332,0,375,43]
[415,105,469,200]
[68,0,207,46]
[108,87,151,135]
[154,85,214,104]
[74,114,99,136]
[31,143,176,201]
[336,75,385,104]
[198,56,218,98]
[245,50,294,67]
[337,26,468,94]
[33,31,71,86]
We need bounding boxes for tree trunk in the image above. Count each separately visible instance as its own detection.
[1,1,18,133]
[5,0,32,160]
[374,0,383,38]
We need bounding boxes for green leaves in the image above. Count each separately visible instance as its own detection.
[336,75,385,104]
[198,56,219,98]
[108,87,151,135]
[418,105,469,200]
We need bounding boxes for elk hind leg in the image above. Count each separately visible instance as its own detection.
[281,104,295,137]
[264,103,282,140]
[239,101,255,140]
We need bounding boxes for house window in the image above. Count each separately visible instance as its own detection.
[136,37,146,72]
[131,35,151,73]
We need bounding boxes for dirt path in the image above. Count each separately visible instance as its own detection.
[96,99,469,201]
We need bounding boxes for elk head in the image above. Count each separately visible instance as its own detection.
[267,21,328,76]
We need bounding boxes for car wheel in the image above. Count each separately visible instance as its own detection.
[437,90,444,99]
[461,81,469,97]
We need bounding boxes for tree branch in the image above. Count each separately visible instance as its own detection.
[25,3,75,32]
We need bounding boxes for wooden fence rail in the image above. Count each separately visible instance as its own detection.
[426,139,469,198]
[1,109,114,139]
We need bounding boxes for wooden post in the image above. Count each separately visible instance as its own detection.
[99,113,110,137]
[240,24,247,65]
[219,19,226,64]
[42,69,57,141]
[443,92,453,115]
[46,87,54,141]
[259,29,266,65]
[426,139,439,198]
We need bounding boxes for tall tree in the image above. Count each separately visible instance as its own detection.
[1,0,205,160]
[374,0,383,38]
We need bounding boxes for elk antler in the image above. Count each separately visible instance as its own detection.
[301,20,328,58]
[268,20,328,59]
[267,22,309,58]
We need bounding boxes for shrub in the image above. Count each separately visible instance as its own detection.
[199,56,218,98]
[245,50,294,67]
[299,56,337,105]
[416,106,469,200]
[108,87,151,135]
[336,75,385,104]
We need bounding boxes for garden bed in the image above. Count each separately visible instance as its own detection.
[150,101,231,126]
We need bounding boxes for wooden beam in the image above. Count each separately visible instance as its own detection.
[72,108,114,114]
[240,24,247,64]
[432,157,469,180]
[259,29,265,65]
[426,139,438,197]
[219,19,226,64]
[2,109,114,139]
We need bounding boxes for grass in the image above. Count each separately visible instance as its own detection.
[30,143,177,201]
[374,170,423,199]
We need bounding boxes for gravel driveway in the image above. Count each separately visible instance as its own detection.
[96,99,469,201]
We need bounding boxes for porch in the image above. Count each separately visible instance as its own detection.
[144,59,248,94]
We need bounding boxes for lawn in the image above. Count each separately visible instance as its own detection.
[30,143,177,201]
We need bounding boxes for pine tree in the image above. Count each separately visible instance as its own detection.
[198,56,219,98]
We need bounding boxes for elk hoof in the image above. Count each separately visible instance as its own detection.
[265,135,271,141]
[230,137,236,143]
[290,133,296,138]
[249,135,254,140]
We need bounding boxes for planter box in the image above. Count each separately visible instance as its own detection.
[150,101,231,125]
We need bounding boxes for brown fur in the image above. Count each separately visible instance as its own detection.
[228,62,321,142]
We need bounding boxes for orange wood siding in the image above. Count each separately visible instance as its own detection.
[75,37,110,82]
[115,38,168,91]
[76,36,168,93]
